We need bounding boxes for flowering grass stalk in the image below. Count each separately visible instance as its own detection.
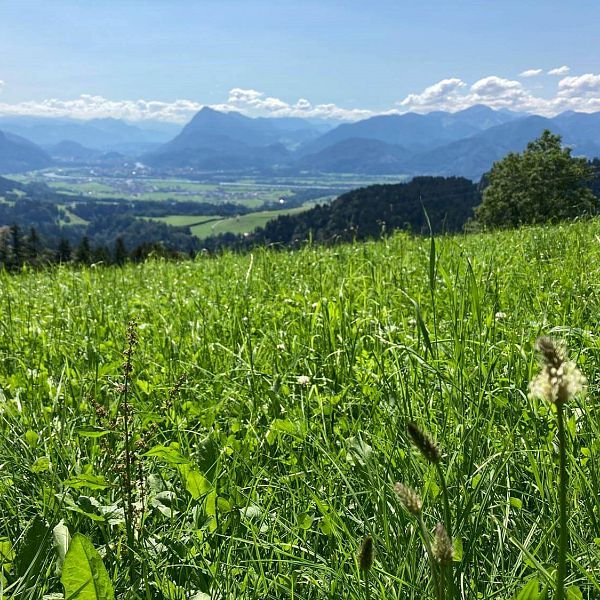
[395,482,442,599]
[529,337,586,600]
[358,535,374,600]
[407,422,454,599]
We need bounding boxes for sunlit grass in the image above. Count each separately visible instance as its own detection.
[0,219,599,598]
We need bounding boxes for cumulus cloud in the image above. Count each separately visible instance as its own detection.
[554,73,600,112]
[0,89,373,123]
[398,75,538,113]
[520,68,543,77]
[399,78,467,111]
[548,65,570,76]
[215,87,373,120]
[0,94,204,123]
[1,71,599,124]
[557,73,600,97]
[398,72,600,115]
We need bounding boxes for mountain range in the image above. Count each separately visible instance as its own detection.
[0,116,179,155]
[1,106,600,179]
[0,130,51,173]
[143,106,600,179]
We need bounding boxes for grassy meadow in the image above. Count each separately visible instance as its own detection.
[148,205,314,238]
[0,219,599,598]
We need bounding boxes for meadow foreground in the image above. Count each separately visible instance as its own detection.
[0,220,599,599]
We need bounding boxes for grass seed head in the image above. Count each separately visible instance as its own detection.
[394,482,422,515]
[407,421,441,463]
[358,535,374,572]
[529,336,586,405]
[433,523,453,565]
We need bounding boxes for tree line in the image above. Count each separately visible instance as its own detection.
[0,223,199,272]
[1,130,598,268]
[202,131,600,252]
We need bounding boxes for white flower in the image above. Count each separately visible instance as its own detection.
[495,311,507,320]
[276,343,286,351]
[296,375,310,387]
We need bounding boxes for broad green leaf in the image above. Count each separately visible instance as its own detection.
[346,435,373,467]
[510,497,523,510]
[297,512,314,530]
[452,538,463,562]
[64,474,111,490]
[152,491,179,518]
[76,427,111,439]
[0,537,14,575]
[195,436,219,482]
[0,538,14,563]
[52,519,70,576]
[24,430,39,448]
[61,533,114,600]
[179,464,211,498]
[32,457,51,473]
[566,587,583,600]
[144,445,189,465]
[515,577,538,600]
[205,490,217,517]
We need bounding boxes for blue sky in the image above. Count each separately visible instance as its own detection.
[1,0,599,121]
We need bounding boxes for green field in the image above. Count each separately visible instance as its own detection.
[145,205,314,238]
[0,220,599,598]
[190,206,312,237]
[17,172,298,208]
[145,214,224,227]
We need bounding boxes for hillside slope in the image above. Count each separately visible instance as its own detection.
[0,130,51,173]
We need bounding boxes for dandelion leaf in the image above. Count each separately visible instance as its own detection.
[515,577,538,600]
[61,533,114,600]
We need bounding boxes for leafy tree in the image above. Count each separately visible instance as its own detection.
[475,130,597,228]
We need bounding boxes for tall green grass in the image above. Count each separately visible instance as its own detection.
[0,219,599,598]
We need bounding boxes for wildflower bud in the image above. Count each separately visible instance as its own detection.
[407,422,440,464]
[394,482,422,515]
[433,523,453,565]
[358,535,374,572]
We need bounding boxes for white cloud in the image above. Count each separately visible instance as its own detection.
[548,65,570,76]
[520,68,543,77]
[0,89,373,123]
[215,87,373,120]
[398,75,539,113]
[399,78,467,111]
[1,70,599,124]
[0,94,204,123]
[398,72,600,116]
[470,75,524,98]
[557,73,600,97]
[0,80,4,92]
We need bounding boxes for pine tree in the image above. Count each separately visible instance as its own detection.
[9,223,23,270]
[56,238,72,263]
[114,236,128,265]
[75,236,92,264]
